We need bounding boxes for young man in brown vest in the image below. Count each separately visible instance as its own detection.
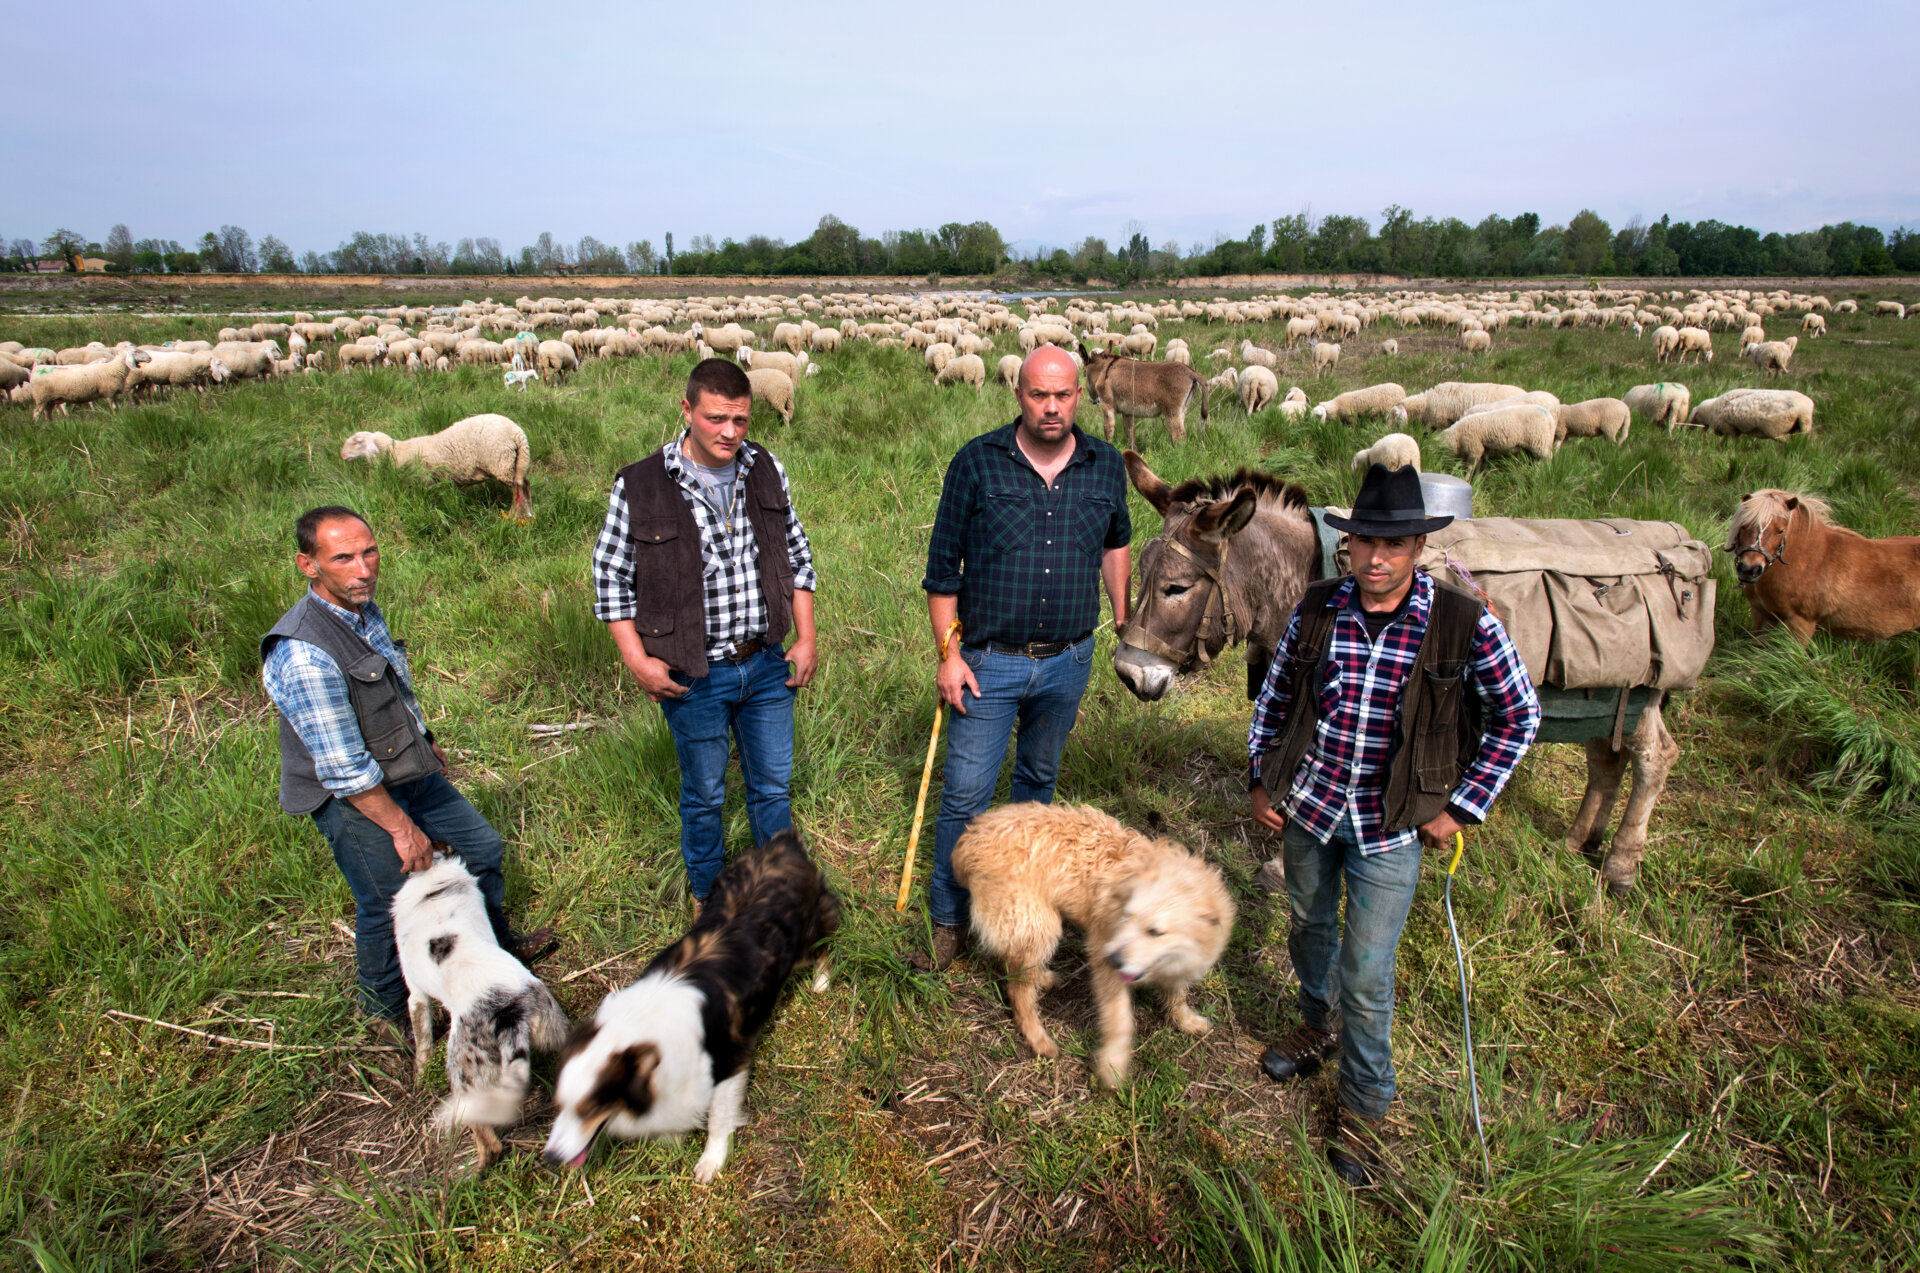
[262,506,557,1031]
[1246,465,1539,1185]
[590,358,818,906]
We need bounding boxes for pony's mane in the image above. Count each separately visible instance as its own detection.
[1729,488,1832,538]
[1167,469,1310,512]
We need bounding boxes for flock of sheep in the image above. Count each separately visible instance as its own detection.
[2,285,1900,491]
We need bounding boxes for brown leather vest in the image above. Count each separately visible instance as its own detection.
[616,442,795,678]
[1259,575,1484,833]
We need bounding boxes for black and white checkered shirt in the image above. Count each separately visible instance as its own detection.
[591,432,817,661]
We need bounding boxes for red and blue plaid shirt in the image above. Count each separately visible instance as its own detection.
[1248,571,1540,856]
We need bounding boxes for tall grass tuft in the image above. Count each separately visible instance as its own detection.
[1720,627,1920,813]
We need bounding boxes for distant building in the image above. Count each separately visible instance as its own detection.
[79,257,108,273]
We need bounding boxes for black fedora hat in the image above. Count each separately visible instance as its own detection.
[1322,463,1454,537]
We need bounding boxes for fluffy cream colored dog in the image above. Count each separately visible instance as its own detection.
[952,803,1235,1088]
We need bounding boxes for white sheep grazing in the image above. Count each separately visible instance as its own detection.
[1284,316,1318,349]
[1239,365,1280,414]
[1240,340,1278,369]
[1622,382,1692,433]
[1690,388,1814,440]
[1120,330,1157,358]
[1651,325,1681,362]
[1391,381,1529,429]
[1207,347,1232,362]
[1380,338,1398,357]
[288,332,308,360]
[504,369,540,391]
[1439,403,1558,474]
[1352,432,1422,472]
[305,351,326,370]
[1311,382,1407,423]
[1310,340,1341,372]
[434,355,452,373]
[1459,329,1492,353]
[29,349,152,419]
[1801,313,1826,338]
[340,413,534,522]
[1279,385,1309,421]
[338,342,386,372]
[1747,336,1798,377]
[935,353,987,390]
[925,342,957,375]
[1739,324,1767,353]
[808,327,842,353]
[746,367,796,425]
[739,348,807,382]
[772,322,806,354]
[997,354,1023,389]
[535,340,579,383]
[1206,367,1239,395]
[1874,301,1906,319]
[1553,398,1632,444]
[957,332,996,357]
[1675,326,1714,363]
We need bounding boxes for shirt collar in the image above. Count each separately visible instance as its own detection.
[665,429,756,485]
[309,588,374,630]
[997,419,1094,471]
[1336,569,1433,626]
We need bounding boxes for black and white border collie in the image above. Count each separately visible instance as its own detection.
[392,856,570,1169]
[542,831,840,1182]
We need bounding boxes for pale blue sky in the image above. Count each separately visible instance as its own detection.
[3,0,1914,257]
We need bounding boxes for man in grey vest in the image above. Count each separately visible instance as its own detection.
[262,505,556,1029]
[590,358,818,908]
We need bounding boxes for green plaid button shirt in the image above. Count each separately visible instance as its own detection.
[921,421,1131,646]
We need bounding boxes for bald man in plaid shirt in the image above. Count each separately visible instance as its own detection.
[1247,464,1538,1186]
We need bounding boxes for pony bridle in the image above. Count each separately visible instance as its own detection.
[1728,509,1792,575]
[1118,533,1236,670]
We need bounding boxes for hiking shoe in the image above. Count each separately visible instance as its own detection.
[1328,1104,1386,1187]
[1259,1024,1338,1082]
[910,924,968,973]
[504,927,560,965]
[1255,857,1288,894]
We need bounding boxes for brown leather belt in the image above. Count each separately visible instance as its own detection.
[974,634,1090,659]
[716,636,768,663]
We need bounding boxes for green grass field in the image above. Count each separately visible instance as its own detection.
[3,293,1918,1271]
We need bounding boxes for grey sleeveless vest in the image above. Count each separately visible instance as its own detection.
[261,593,437,815]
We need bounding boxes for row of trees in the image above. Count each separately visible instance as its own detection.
[1044,210,1918,282]
[7,211,1917,279]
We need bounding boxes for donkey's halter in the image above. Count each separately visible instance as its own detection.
[1727,507,1794,575]
[1118,531,1236,670]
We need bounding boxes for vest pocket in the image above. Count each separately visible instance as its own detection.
[1417,668,1466,792]
[364,720,417,762]
[633,517,680,545]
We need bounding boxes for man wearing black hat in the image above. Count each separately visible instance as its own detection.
[1246,464,1539,1185]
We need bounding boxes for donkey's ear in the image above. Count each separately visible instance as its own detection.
[1192,488,1258,542]
[1784,496,1800,509]
[1124,450,1172,514]
[1738,491,1752,503]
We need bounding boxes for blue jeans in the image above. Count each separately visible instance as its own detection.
[1282,815,1422,1118]
[311,771,508,1022]
[929,636,1096,927]
[658,644,796,900]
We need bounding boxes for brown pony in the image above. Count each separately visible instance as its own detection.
[1727,489,1920,642]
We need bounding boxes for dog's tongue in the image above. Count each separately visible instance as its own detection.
[1117,970,1141,984]
[566,1148,589,1169]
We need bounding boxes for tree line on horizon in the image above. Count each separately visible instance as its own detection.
[8,208,1917,282]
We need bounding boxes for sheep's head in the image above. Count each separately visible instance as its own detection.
[340,431,393,462]
[1311,404,1328,422]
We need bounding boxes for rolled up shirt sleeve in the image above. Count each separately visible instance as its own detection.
[1246,604,1305,787]
[262,638,385,799]
[591,476,638,623]
[921,453,975,596]
[1448,609,1541,821]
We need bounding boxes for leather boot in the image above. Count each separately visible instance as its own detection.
[909,924,968,973]
[1328,1104,1387,1187]
[1259,1023,1339,1082]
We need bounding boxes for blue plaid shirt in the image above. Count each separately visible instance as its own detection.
[1247,571,1540,855]
[262,592,429,799]
[922,421,1131,646]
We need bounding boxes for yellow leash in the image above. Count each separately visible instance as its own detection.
[897,621,962,913]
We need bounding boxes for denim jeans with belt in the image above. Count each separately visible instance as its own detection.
[928,635,1095,928]
[311,771,509,1021]
[1282,813,1423,1118]
[659,643,796,900]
